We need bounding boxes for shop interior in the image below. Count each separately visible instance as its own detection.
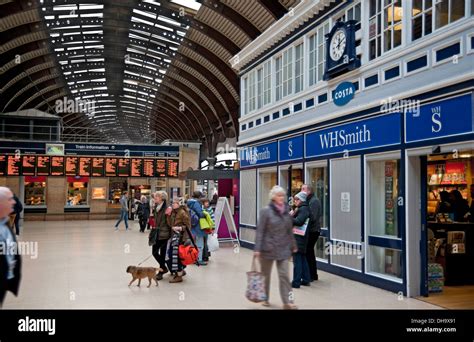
[420,149,474,309]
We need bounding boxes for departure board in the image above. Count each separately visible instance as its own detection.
[7,155,21,176]
[51,156,65,176]
[143,159,154,177]
[22,156,36,176]
[155,159,167,177]
[167,159,179,178]
[65,156,79,176]
[105,158,117,177]
[37,156,51,176]
[0,155,6,176]
[117,158,130,177]
[92,158,105,177]
[79,157,91,176]
[131,159,142,177]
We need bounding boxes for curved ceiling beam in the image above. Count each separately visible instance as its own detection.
[198,0,261,40]
[150,102,196,139]
[258,0,288,20]
[0,60,56,93]
[153,100,200,139]
[19,83,63,110]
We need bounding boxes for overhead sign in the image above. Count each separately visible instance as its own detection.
[279,135,304,162]
[239,141,278,168]
[333,81,356,106]
[305,113,401,157]
[405,94,473,143]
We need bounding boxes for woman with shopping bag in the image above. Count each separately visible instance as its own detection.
[252,185,298,309]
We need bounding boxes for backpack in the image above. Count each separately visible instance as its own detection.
[190,209,199,227]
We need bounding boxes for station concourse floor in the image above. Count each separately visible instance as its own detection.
[4,220,440,310]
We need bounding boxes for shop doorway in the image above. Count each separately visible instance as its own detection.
[418,149,474,309]
[279,164,303,204]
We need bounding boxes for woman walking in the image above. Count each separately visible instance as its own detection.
[137,195,150,233]
[151,191,171,280]
[254,185,298,309]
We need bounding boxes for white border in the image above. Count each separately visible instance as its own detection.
[404,52,429,76]
[432,38,463,67]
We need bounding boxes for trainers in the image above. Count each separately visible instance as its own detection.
[169,275,183,283]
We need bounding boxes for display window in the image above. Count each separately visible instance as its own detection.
[258,168,277,212]
[368,246,402,279]
[279,164,303,202]
[130,185,151,201]
[66,182,88,206]
[367,157,400,237]
[24,181,46,206]
[109,178,128,205]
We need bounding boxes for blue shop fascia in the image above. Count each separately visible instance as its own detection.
[234,0,474,297]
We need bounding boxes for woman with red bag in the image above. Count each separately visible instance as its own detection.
[165,197,193,283]
[151,191,170,280]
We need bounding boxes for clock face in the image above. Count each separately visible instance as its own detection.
[330,28,347,61]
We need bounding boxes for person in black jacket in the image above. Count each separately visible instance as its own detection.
[11,194,23,236]
[137,195,150,233]
[0,187,22,306]
[302,184,321,281]
[291,192,311,288]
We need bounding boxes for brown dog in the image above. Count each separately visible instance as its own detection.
[126,266,163,288]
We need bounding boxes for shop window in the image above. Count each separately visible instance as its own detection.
[406,54,428,73]
[258,169,277,212]
[263,60,272,106]
[24,181,46,206]
[243,76,249,115]
[306,165,329,229]
[367,159,400,237]
[294,43,304,93]
[249,71,256,112]
[369,0,403,60]
[280,167,303,201]
[109,178,128,205]
[66,182,88,206]
[315,236,329,260]
[308,22,330,86]
[368,246,402,279]
[412,0,466,41]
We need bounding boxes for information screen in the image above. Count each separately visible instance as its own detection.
[79,157,92,177]
[7,155,21,176]
[143,159,155,177]
[92,158,105,177]
[65,157,79,176]
[51,156,65,176]
[105,158,118,177]
[117,158,130,177]
[0,155,6,176]
[131,159,142,177]
[22,156,36,176]
[37,156,51,176]
[167,159,179,178]
[155,159,167,177]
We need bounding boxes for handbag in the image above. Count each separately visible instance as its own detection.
[148,216,156,228]
[148,228,159,246]
[207,232,219,252]
[245,256,267,303]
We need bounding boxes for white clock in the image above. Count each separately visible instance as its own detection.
[329,28,347,61]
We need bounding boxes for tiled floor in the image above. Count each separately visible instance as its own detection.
[4,220,440,309]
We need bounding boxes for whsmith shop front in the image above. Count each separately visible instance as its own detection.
[238,91,474,298]
[0,142,198,221]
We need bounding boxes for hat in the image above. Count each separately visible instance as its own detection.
[295,192,307,202]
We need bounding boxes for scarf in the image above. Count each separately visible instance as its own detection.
[273,202,286,215]
[155,202,164,212]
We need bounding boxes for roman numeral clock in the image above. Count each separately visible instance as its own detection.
[323,20,360,80]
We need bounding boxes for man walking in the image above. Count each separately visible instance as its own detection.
[302,184,321,281]
[115,191,129,231]
[0,186,22,306]
[12,194,23,236]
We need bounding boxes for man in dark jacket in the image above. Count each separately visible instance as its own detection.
[291,192,311,288]
[12,194,23,236]
[0,187,22,306]
[302,184,321,281]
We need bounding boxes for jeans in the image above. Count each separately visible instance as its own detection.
[115,209,129,229]
[292,252,311,286]
[306,231,320,280]
[195,234,204,261]
[152,239,169,272]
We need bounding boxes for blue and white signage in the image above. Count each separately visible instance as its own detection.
[279,135,303,162]
[306,113,401,157]
[240,141,278,168]
[405,94,473,143]
[333,81,356,106]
